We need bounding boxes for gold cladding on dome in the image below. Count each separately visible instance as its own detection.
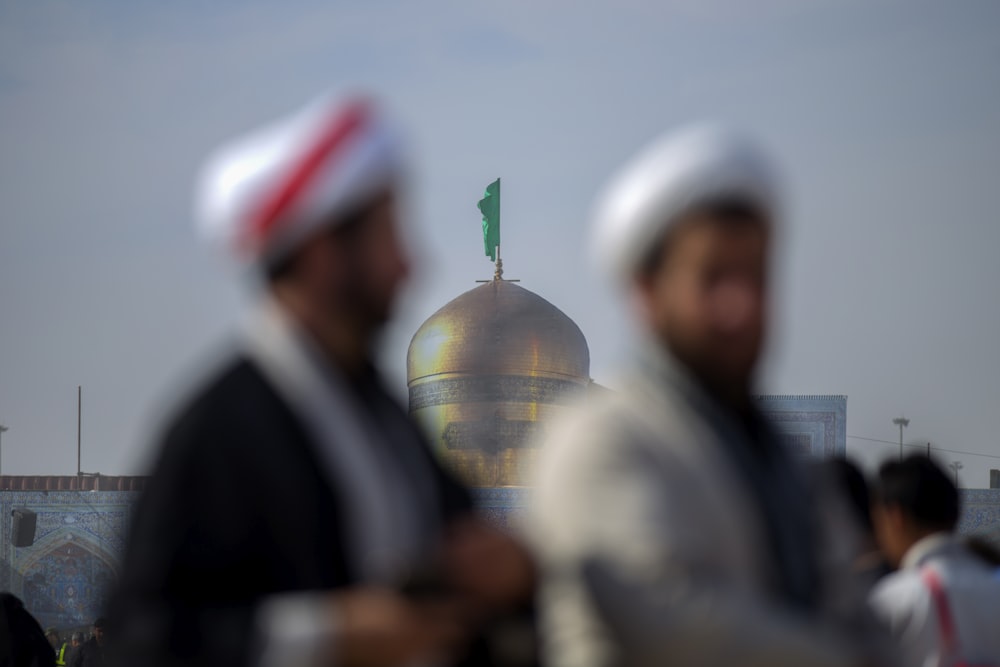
[407,280,590,487]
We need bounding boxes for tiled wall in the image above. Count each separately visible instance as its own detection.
[757,395,848,459]
[0,490,138,629]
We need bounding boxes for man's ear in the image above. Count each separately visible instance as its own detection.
[874,502,905,531]
[870,501,894,543]
[294,232,339,284]
[887,503,912,533]
[632,270,654,302]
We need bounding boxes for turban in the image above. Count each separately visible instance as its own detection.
[590,124,780,283]
[196,93,403,265]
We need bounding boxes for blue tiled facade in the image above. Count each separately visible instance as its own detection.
[958,489,1000,535]
[756,395,847,459]
[0,490,139,629]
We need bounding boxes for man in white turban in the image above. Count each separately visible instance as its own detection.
[110,94,534,667]
[529,125,893,667]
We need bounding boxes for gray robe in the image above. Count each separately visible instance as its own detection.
[529,343,889,667]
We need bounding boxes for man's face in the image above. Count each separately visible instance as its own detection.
[295,190,411,339]
[92,626,104,646]
[340,193,411,329]
[638,214,770,395]
[871,503,911,568]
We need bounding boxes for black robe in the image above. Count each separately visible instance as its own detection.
[0,593,57,667]
[108,356,473,667]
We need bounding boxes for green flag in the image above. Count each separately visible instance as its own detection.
[478,178,500,262]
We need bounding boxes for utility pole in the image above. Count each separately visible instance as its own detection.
[892,416,910,461]
[77,385,82,476]
[0,424,7,476]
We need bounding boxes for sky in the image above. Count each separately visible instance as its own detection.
[1,0,999,486]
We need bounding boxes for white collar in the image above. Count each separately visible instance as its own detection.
[900,532,957,570]
[241,295,438,583]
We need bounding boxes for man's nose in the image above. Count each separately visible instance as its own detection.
[712,279,762,333]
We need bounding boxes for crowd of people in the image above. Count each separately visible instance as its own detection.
[0,604,105,667]
[43,620,105,667]
[4,93,999,666]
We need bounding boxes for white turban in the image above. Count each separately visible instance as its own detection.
[195,93,404,265]
[590,124,780,284]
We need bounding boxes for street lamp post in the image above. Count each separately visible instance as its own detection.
[0,424,8,476]
[949,461,963,487]
[892,416,910,461]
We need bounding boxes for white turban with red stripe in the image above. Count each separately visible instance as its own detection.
[196,93,403,265]
[590,124,781,284]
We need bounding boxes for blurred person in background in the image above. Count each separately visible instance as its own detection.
[962,535,1000,567]
[66,632,85,667]
[109,93,533,667]
[529,125,892,667]
[69,618,106,667]
[870,455,1000,667]
[823,458,892,588]
[43,628,66,665]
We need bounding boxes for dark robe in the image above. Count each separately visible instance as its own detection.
[108,356,473,667]
[0,593,57,667]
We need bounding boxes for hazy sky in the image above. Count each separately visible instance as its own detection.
[1,0,999,486]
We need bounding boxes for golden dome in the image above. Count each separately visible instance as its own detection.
[407,279,590,487]
[408,279,589,382]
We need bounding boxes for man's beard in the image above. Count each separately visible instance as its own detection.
[667,331,758,408]
[339,272,395,341]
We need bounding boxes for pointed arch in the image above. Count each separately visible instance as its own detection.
[15,526,120,628]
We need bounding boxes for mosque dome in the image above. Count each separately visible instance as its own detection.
[407,278,590,487]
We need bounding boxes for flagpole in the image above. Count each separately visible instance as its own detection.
[494,177,502,280]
